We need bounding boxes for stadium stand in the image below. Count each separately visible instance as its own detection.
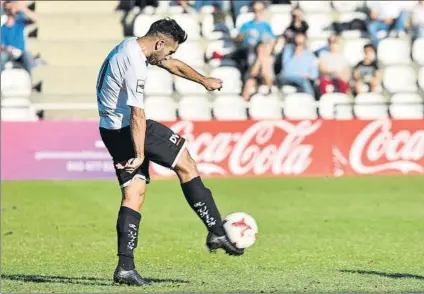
[1,0,423,121]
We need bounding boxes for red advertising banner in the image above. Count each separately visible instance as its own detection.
[1,119,423,181]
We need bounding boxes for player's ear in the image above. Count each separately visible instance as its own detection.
[155,40,165,51]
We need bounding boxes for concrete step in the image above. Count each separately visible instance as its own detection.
[31,93,96,104]
[37,13,123,40]
[27,40,120,67]
[36,1,119,14]
[32,66,99,95]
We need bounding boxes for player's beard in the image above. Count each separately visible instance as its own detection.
[147,52,162,66]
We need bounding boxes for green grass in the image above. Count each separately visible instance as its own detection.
[2,175,424,293]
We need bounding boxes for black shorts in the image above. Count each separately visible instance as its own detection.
[99,119,187,187]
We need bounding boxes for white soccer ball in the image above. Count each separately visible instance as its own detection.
[223,212,258,249]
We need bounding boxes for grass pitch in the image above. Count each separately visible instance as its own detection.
[1,175,424,293]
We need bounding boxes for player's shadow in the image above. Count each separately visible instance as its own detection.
[340,269,424,280]
[1,273,189,286]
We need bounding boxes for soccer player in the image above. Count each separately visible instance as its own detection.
[96,18,244,286]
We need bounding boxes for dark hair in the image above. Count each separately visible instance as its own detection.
[364,43,375,51]
[145,18,187,44]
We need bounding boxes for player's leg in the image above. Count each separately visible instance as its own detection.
[113,175,150,286]
[99,126,150,286]
[173,149,243,256]
[144,120,243,256]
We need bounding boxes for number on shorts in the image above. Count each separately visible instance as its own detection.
[169,134,180,145]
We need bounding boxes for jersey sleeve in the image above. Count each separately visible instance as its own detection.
[125,50,147,109]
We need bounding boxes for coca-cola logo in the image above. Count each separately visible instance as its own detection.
[349,120,424,174]
[151,120,322,176]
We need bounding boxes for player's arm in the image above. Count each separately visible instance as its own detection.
[158,58,222,91]
[129,106,146,160]
[123,57,148,171]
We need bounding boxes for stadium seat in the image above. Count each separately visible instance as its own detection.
[213,95,247,120]
[175,68,208,95]
[305,13,333,38]
[173,15,201,41]
[389,93,424,119]
[201,14,233,40]
[383,66,418,93]
[343,38,370,66]
[298,1,332,12]
[178,96,212,121]
[235,12,254,30]
[1,97,32,108]
[248,94,282,120]
[419,67,424,91]
[270,13,291,36]
[354,93,388,119]
[0,69,32,98]
[173,42,204,67]
[1,14,7,26]
[378,38,411,65]
[205,39,237,62]
[210,67,242,95]
[269,4,292,13]
[412,38,424,66]
[133,14,161,37]
[319,93,354,119]
[332,1,364,12]
[281,85,297,95]
[144,96,177,121]
[145,68,173,96]
[1,107,38,121]
[283,93,318,119]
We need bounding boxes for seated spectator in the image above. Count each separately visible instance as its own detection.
[277,32,318,97]
[318,35,350,95]
[234,0,276,100]
[411,0,424,41]
[169,0,195,13]
[367,1,407,47]
[1,1,38,74]
[192,0,224,12]
[352,44,381,95]
[281,7,309,45]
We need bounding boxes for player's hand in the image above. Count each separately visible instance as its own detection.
[124,157,145,173]
[202,77,223,91]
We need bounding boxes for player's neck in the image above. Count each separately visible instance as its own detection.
[136,37,152,59]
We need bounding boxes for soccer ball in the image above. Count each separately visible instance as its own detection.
[223,212,258,249]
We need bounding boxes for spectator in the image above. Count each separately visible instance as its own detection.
[277,32,318,97]
[234,0,276,100]
[169,0,195,13]
[192,0,224,12]
[351,44,381,95]
[318,35,350,95]
[411,0,424,41]
[281,7,309,45]
[367,1,408,47]
[1,0,37,74]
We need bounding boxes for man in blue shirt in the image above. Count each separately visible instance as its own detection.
[1,1,38,73]
[234,0,276,100]
[278,32,318,97]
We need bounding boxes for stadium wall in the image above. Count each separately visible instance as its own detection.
[1,119,423,180]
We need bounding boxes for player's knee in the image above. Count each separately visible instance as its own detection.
[122,181,146,209]
[174,149,199,180]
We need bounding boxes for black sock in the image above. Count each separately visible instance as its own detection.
[116,206,141,271]
[181,176,226,236]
